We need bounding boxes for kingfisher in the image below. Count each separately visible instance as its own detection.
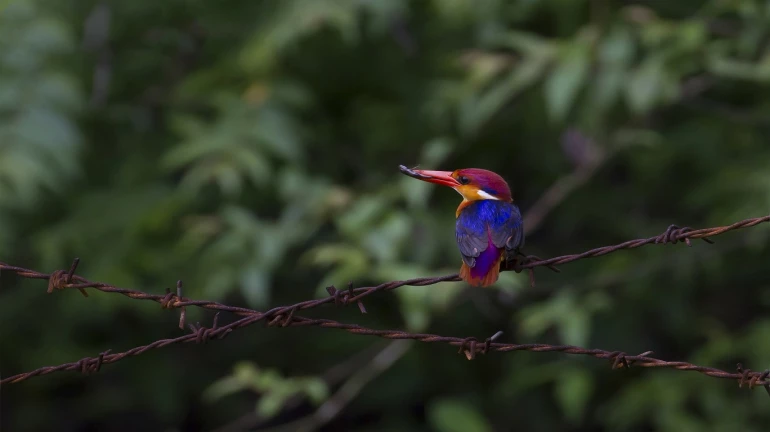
[399,165,524,287]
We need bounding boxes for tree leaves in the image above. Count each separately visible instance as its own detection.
[554,367,594,424]
[0,1,82,213]
[427,398,493,432]
[204,362,329,419]
[625,55,668,114]
[163,99,303,197]
[6,0,770,431]
[545,41,591,122]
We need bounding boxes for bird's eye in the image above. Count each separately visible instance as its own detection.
[457,176,470,185]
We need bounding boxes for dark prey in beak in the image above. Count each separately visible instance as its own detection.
[399,165,431,180]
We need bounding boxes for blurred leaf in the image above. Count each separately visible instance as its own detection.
[518,289,595,347]
[252,107,303,161]
[363,213,411,262]
[239,0,363,74]
[555,367,594,423]
[240,267,270,307]
[599,25,635,65]
[397,285,433,331]
[593,25,634,111]
[559,308,589,348]
[402,137,455,208]
[257,391,290,418]
[163,99,303,196]
[204,362,261,402]
[545,42,590,122]
[497,30,555,57]
[626,56,665,114]
[205,362,327,419]
[427,398,493,432]
[600,374,689,429]
[309,244,370,293]
[0,4,82,214]
[518,289,574,338]
[302,378,329,404]
[677,21,707,51]
[395,279,463,331]
[337,195,390,237]
[431,0,474,23]
[460,56,549,135]
[303,243,361,266]
[707,53,770,82]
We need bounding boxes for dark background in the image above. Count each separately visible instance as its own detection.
[2,0,770,430]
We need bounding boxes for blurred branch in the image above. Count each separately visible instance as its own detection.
[682,97,770,125]
[390,16,417,56]
[521,151,603,234]
[522,69,714,234]
[261,340,414,432]
[212,342,393,432]
[2,214,770,393]
[82,3,112,107]
[522,71,721,235]
[523,130,609,235]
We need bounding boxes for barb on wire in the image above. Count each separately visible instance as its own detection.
[1,213,769,394]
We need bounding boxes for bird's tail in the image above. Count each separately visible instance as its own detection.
[460,255,502,287]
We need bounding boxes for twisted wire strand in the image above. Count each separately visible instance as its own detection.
[3,310,770,390]
[2,214,769,393]
[5,215,769,319]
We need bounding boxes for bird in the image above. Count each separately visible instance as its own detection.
[399,165,524,287]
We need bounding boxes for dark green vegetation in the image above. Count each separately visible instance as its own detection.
[2,0,770,430]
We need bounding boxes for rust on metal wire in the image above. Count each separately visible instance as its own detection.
[1,214,770,393]
[11,214,770,314]
[3,311,770,389]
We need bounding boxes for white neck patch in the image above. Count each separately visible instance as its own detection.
[477,190,500,200]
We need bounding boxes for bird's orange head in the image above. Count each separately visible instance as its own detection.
[399,165,512,203]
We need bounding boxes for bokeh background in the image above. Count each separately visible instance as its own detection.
[2,0,770,430]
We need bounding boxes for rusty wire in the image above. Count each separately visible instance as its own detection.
[3,307,770,391]
[2,214,770,392]
[6,215,768,320]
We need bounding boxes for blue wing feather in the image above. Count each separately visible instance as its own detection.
[455,213,487,267]
[455,200,524,268]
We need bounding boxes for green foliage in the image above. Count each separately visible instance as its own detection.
[519,289,610,347]
[555,366,594,424]
[0,0,82,218]
[3,0,770,430]
[205,362,328,419]
[427,398,493,432]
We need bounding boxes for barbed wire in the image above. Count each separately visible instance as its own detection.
[3,305,770,392]
[2,214,770,393]
[6,215,769,322]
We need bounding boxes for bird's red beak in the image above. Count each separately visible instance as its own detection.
[399,165,460,188]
